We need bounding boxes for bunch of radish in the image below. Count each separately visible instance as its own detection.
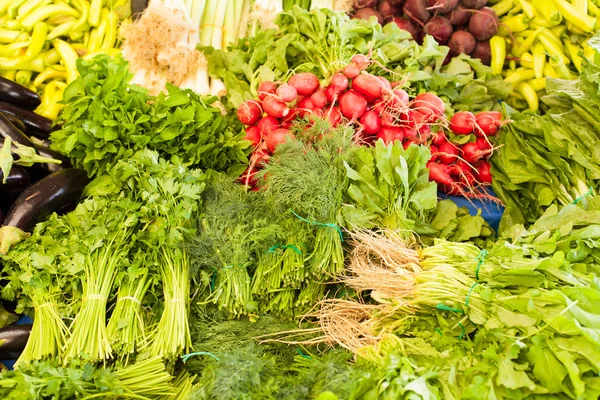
[427,110,502,196]
[352,0,499,65]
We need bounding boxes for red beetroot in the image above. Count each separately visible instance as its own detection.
[258,81,277,101]
[310,89,327,109]
[352,8,384,25]
[403,0,431,23]
[450,111,476,135]
[475,111,502,136]
[276,84,298,102]
[428,0,459,12]
[360,110,382,135]
[263,95,290,118]
[424,16,453,45]
[448,4,470,25]
[289,73,320,96]
[244,125,261,147]
[411,93,445,122]
[472,41,491,65]
[468,8,499,41]
[266,128,294,153]
[476,160,493,183]
[257,116,280,137]
[237,100,263,125]
[339,90,368,119]
[438,142,460,164]
[393,16,418,39]
[448,31,476,56]
[378,1,398,21]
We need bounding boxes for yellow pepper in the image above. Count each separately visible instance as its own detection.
[492,0,514,17]
[52,39,79,83]
[499,14,530,36]
[563,40,583,72]
[518,0,536,19]
[533,42,546,79]
[101,11,119,50]
[528,77,547,91]
[505,68,536,83]
[538,31,570,66]
[515,81,539,112]
[490,36,506,76]
[551,0,596,32]
[543,63,559,78]
[23,21,47,62]
[520,52,534,69]
[33,66,68,87]
[532,0,562,26]
[549,54,575,79]
[513,28,544,56]
[15,70,32,86]
[20,5,79,31]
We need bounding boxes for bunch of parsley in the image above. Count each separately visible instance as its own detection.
[50,54,250,178]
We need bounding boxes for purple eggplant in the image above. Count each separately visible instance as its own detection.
[0,102,55,139]
[0,166,30,198]
[0,168,89,254]
[0,324,31,360]
[0,77,41,110]
[0,113,33,146]
[1,113,26,134]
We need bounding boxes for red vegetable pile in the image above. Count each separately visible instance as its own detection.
[236,54,504,198]
[352,0,499,65]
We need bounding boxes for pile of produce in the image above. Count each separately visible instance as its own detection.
[351,0,500,66]
[2,2,600,400]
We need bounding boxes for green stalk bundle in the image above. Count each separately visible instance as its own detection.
[210,263,254,318]
[115,356,175,397]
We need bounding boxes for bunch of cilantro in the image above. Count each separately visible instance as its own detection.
[208,6,509,111]
[50,54,250,178]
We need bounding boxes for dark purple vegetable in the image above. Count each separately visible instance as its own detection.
[1,113,26,134]
[353,8,384,25]
[0,166,30,198]
[0,210,3,225]
[424,16,453,45]
[0,113,33,146]
[472,40,492,65]
[32,140,71,173]
[428,0,459,13]
[388,0,405,6]
[468,7,499,41]
[461,0,487,9]
[355,0,378,7]
[393,16,419,39]
[0,102,55,139]
[448,30,477,56]
[0,324,31,360]
[0,77,41,111]
[403,0,430,23]
[0,168,89,254]
[378,1,398,22]
[448,4,471,25]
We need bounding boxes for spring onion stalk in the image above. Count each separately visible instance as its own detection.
[15,295,68,368]
[115,356,175,397]
[63,228,135,363]
[149,248,192,358]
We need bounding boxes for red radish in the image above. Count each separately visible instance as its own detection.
[461,141,489,163]
[353,74,384,101]
[257,116,280,137]
[266,128,294,153]
[343,64,360,79]
[403,139,417,149]
[472,41,492,65]
[289,73,320,96]
[459,170,477,187]
[377,126,404,143]
[476,160,493,183]
[258,81,277,101]
[326,106,343,127]
[424,16,453,45]
[475,111,502,136]
[468,7,499,41]
[377,76,392,90]
[282,108,299,125]
[240,167,259,187]
[276,84,298,102]
[432,131,448,146]
[417,124,430,140]
[448,31,476,56]
[331,73,349,91]
[411,93,445,122]
[450,111,476,135]
[430,145,439,161]
[352,8,384,25]
[237,100,262,125]
[297,97,316,117]
[359,110,382,135]
[251,148,270,166]
[393,17,419,39]
[339,90,368,119]
[393,89,409,106]
[310,89,327,109]
[448,4,470,25]
[428,0,458,13]
[453,160,473,175]
[475,136,493,152]
[263,95,290,118]
[428,161,454,186]
[325,85,340,103]
[402,126,419,141]
[438,142,459,164]
[244,125,261,146]
[351,54,371,70]
[402,109,427,128]
[403,0,431,23]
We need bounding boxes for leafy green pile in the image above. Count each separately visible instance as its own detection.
[209,6,509,111]
[491,34,600,233]
[50,55,249,178]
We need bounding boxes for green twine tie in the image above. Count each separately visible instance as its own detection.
[290,209,344,242]
[465,282,478,306]
[267,244,302,255]
[457,323,466,340]
[435,304,464,314]
[296,348,311,359]
[181,351,221,363]
[573,187,594,205]
[474,250,487,281]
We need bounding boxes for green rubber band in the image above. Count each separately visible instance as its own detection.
[267,244,302,255]
[181,351,220,363]
[290,209,344,242]
[573,187,594,205]
[436,303,464,314]
[296,348,311,359]
[465,282,478,306]
[435,328,443,336]
[457,323,466,340]
[475,250,488,281]
[209,266,218,291]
